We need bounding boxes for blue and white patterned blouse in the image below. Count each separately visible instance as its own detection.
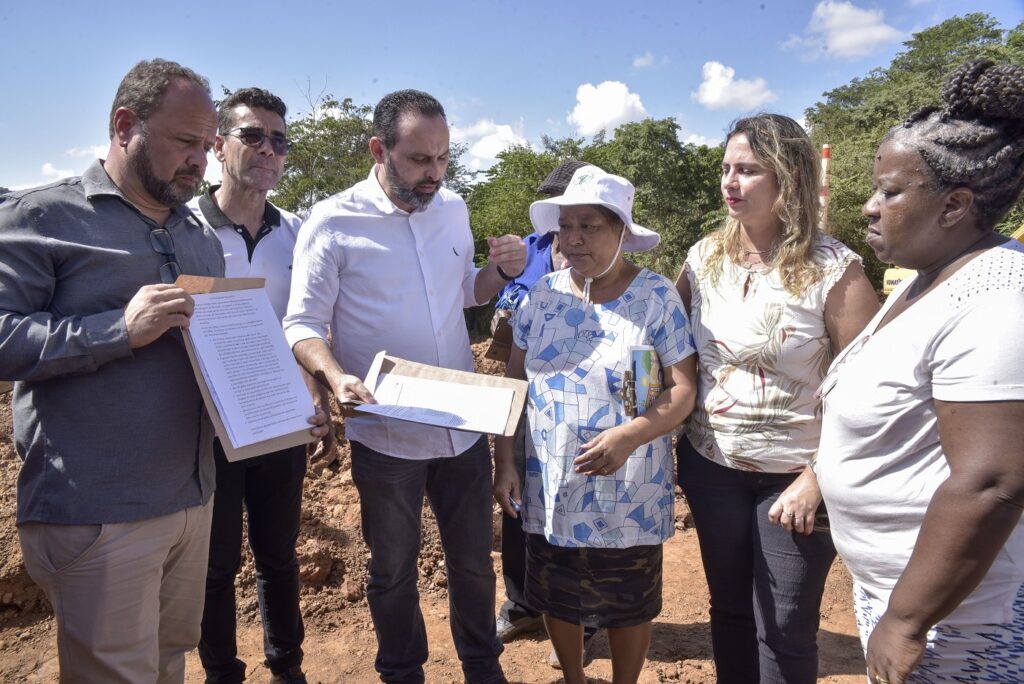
[512,268,695,548]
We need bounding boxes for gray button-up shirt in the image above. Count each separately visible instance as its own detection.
[0,160,225,525]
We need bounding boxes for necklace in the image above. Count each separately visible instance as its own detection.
[739,244,778,270]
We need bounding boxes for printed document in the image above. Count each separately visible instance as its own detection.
[356,372,514,435]
[187,289,315,449]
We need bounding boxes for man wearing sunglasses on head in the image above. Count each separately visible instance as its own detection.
[187,87,324,684]
[0,60,294,683]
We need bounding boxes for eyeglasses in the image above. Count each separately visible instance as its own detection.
[223,127,292,155]
[149,227,182,284]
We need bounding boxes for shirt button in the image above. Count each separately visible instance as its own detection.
[428,290,434,296]
[419,250,424,257]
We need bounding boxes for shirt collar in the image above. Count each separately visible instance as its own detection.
[197,184,281,229]
[82,159,198,226]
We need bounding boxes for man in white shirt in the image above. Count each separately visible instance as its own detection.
[284,89,525,684]
[189,87,327,684]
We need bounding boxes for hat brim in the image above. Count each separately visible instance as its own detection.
[529,197,660,253]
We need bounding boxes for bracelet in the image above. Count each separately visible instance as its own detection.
[496,265,523,281]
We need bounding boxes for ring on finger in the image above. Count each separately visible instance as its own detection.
[875,677,890,684]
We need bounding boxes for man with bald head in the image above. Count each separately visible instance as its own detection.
[0,59,229,683]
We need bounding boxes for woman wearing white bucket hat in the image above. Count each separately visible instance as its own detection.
[493,165,698,684]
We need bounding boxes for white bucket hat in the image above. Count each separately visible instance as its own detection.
[528,166,660,253]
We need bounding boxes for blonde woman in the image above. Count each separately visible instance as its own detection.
[674,114,879,683]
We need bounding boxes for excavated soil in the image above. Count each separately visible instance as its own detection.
[0,343,866,683]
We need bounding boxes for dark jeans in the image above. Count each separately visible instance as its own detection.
[499,424,537,623]
[199,441,307,683]
[350,438,504,684]
[677,438,835,684]
[500,510,538,622]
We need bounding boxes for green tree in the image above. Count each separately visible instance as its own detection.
[444,141,474,199]
[274,96,375,214]
[588,118,724,276]
[274,96,477,214]
[465,145,562,259]
[806,13,1024,286]
[466,119,724,280]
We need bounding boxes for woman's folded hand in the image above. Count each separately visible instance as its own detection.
[573,426,637,476]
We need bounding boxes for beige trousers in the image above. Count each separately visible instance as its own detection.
[19,500,214,684]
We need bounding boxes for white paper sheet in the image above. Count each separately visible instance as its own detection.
[188,289,315,448]
[355,372,514,435]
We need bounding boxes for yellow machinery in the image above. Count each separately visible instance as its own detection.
[882,222,1024,295]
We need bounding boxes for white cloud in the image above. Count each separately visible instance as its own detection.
[64,145,107,159]
[782,0,903,60]
[674,116,721,147]
[41,163,74,181]
[691,62,777,111]
[10,161,81,189]
[633,51,655,68]
[680,132,715,146]
[205,158,223,184]
[633,51,669,69]
[567,81,648,137]
[450,119,529,172]
[679,128,718,147]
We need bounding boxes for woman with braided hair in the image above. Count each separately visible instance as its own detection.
[673,113,879,683]
[816,59,1024,684]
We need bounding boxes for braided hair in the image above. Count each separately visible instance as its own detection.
[889,60,1024,229]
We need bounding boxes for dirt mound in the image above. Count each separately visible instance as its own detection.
[0,343,865,683]
[0,397,47,616]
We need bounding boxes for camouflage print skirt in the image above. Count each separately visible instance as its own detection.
[525,533,663,628]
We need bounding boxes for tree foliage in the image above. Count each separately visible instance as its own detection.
[806,13,1024,286]
[274,96,374,214]
[466,118,723,277]
[260,13,1023,292]
[273,95,474,214]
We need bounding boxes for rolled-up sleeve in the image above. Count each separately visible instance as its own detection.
[0,197,131,382]
[283,212,340,348]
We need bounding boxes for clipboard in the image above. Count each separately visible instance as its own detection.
[177,275,317,462]
[346,351,528,437]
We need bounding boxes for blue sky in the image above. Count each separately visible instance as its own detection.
[1,0,1021,190]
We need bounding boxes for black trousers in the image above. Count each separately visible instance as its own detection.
[199,441,307,683]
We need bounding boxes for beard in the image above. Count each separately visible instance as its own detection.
[130,133,202,207]
[383,153,441,210]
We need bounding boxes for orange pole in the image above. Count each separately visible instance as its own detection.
[820,144,831,233]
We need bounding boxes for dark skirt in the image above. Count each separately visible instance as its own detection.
[525,533,663,629]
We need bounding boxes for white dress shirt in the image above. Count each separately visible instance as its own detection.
[284,167,483,460]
